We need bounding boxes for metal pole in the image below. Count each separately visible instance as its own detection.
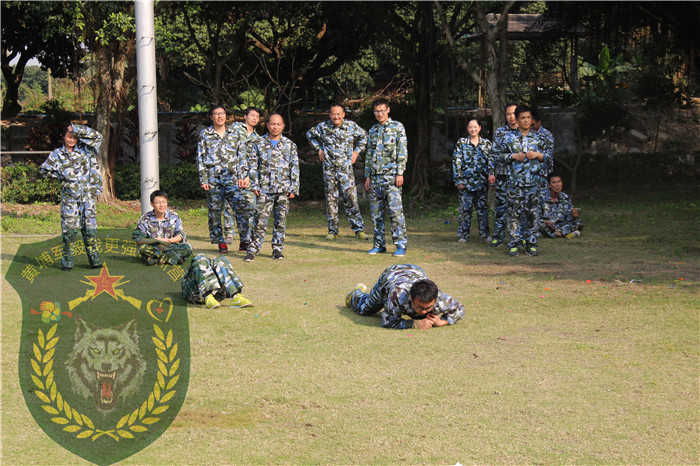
[135,0,159,214]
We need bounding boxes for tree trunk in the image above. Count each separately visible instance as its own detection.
[1,54,30,117]
[93,42,133,204]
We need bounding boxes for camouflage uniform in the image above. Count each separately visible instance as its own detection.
[181,254,244,304]
[306,120,367,235]
[365,118,408,250]
[539,191,583,237]
[348,264,465,329]
[533,125,555,200]
[132,210,193,265]
[496,129,553,249]
[196,124,253,245]
[39,125,103,269]
[247,134,300,255]
[222,122,259,240]
[453,136,492,241]
[488,125,516,243]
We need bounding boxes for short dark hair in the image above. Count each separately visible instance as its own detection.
[372,98,389,109]
[505,102,518,112]
[466,117,481,127]
[515,105,532,118]
[150,190,168,203]
[547,173,562,183]
[209,104,227,116]
[243,107,261,117]
[410,279,439,304]
[329,103,345,112]
[531,109,542,122]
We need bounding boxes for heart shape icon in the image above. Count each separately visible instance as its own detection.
[147,298,173,323]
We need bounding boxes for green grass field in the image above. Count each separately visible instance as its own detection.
[2,185,698,464]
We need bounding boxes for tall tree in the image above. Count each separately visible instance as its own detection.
[1,1,76,116]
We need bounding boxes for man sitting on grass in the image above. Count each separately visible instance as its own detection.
[345,264,465,329]
[181,254,253,309]
[539,174,584,239]
[133,190,193,266]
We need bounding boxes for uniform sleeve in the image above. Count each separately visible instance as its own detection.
[289,142,300,195]
[132,215,151,241]
[39,151,62,180]
[364,126,376,178]
[249,143,260,192]
[539,134,553,170]
[73,125,103,155]
[353,122,368,154]
[196,130,208,185]
[235,137,250,180]
[434,291,465,325]
[380,289,415,329]
[306,124,322,151]
[173,215,187,242]
[396,123,408,176]
[453,141,465,187]
[89,155,103,196]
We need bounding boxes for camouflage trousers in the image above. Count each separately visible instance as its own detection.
[457,188,490,241]
[369,175,407,249]
[207,181,254,244]
[138,243,193,265]
[323,167,364,235]
[348,264,426,315]
[181,254,244,304]
[223,189,256,239]
[492,175,508,242]
[540,218,584,238]
[248,192,290,255]
[60,197,101,268]
[506,185,541,248]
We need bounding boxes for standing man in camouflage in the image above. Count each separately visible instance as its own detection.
[531,109,555,201]
[223,107,261,250]
[181,254,253,309]
[133,190,193,266]
[364,98,408,257]
[40,124,103,271]
[345,264,465,329]
[453,117,492,243]
[244,113,299,262]
[496,105,553,256]
[488,102,519,248]
[197,104,252,254]
[306,104,369,241]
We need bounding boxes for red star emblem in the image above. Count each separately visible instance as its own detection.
[86,265,124,299]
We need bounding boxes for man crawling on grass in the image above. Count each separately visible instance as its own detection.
[345,264,465,329]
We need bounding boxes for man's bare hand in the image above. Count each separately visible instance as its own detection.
[427,314,448,327]
[512,152,526,162]
[351,150,359,164]
[365,177,370,191]
[318,150,325,162]
[238,176,250,189]
[396,175,404,187]
[417,318,433,329]
[201,183,210,191]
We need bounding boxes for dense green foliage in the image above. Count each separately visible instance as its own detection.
[0,163,61,203]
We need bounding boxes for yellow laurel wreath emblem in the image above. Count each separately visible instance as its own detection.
[31,323,180,441]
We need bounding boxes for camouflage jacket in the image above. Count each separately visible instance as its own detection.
[488,124,517,176]
[534,126,555,175]
[453,136,492,191]
[364,118,408,178]
[248,135,300,195]
[230,122,260,159]
[306,120,367,171]
[541,192,576,226]
[380,264,465,330]
[496,129,553,188]
[196,125,247,185]
[132,210,187,243]
[39,125,103,201]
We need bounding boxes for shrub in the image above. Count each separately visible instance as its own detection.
[1,162,61,203]
[113,162,204,201]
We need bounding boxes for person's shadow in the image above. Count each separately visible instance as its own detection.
[336,305,382,327]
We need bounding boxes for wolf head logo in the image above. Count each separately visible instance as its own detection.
[65,316,147,414]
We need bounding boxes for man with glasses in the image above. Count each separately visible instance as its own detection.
[345,264,465,329]
[196,104,252,254]
[364,98,408,257]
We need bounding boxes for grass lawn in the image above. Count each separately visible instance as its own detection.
[2,185,698,464]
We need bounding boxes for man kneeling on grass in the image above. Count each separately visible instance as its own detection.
[181,254,253,309]
[345,264,465,329]
[133,190,193,266]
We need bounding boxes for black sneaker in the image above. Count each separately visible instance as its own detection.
[490,239,503,248]
[238,242,249,252]
[272,251,284,260]
[244,253,255,262]
[219,243,229,254]
[146,257,157,266]
[525,244,539,256]
[508,246,519,256]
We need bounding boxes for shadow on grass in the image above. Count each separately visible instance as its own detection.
[336,304,383,327]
